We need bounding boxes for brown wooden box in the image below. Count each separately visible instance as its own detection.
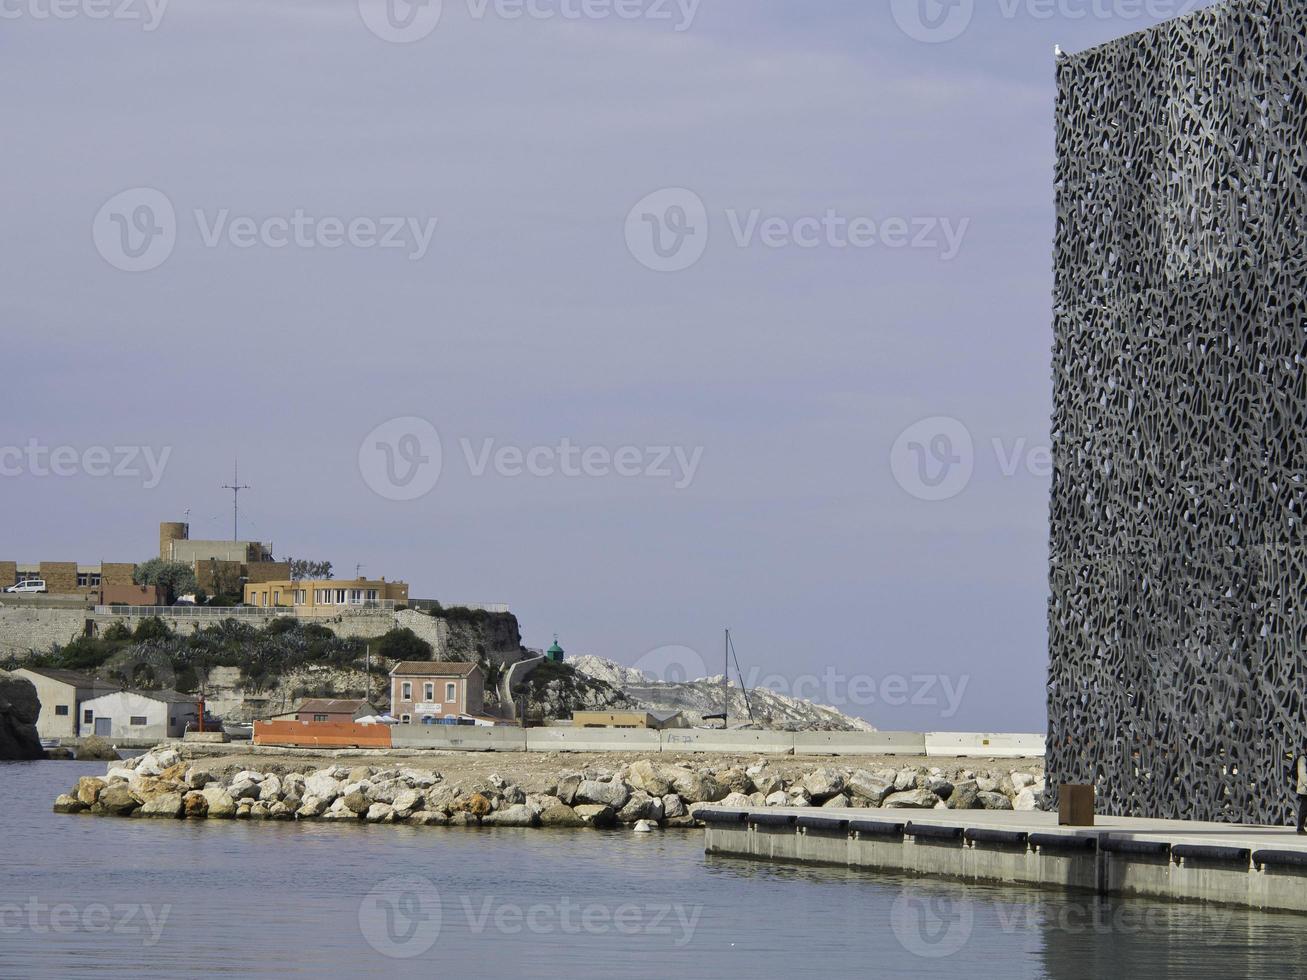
[1058,784,1095,826]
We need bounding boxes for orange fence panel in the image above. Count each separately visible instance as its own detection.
[253,720,393,749]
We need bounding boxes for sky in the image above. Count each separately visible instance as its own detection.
[1,0,1221,732]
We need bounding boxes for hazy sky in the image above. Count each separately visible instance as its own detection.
[2,0,1218,731]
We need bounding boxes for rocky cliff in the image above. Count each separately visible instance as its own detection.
[570,656,876,732]
[0,670,45,760]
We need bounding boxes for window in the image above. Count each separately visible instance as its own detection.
[446,682,456,701]
[295,590,307,605]
[272,591,280,606]
[313,714,329,722]
[424,683,434,701]
[129,716,148,727]
[401,682,412,700]
[83,709,93,724]
[367,589,379,601]
[401,714,411,724]
[55,705,69,716]
[335,589,347,604]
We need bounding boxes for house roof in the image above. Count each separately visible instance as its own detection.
[296,698,374,714]
[85,688,198,705]
[390,661,481,678]
[16,667,121,691]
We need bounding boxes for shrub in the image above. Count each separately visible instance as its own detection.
[375,627,433,663]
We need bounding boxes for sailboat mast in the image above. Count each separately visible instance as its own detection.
[723,628,730,729]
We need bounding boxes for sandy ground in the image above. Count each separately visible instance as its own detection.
[165,745,1044,793]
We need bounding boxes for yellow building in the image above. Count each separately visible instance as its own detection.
[243,578,409,610]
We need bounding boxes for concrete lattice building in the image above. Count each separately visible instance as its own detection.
[1047,0,1307,825]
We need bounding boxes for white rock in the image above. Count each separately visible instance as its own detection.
[765,791,789,807]
[1011,772,1035,790]
[304,772,343,802]
[633,819,659,833]
[1014,788,1039,811]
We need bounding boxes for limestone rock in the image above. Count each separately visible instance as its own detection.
[765,791,789,807]
[822,794,851,809]
[268,802,293,821]
[1013,788,1039,811]
[672,770,726,804]
[54,794,87,814]
[573,804,617,827]
[98,783,140,816]
[76,776,107,806]
[184,769,216,790]
[392,790,424,819]
[661,794,687,818]
[539,804,585,828]
[408,812,450,827]
[801,768,846,801]
[304,772,343,802]
[297,796,328,818]
[946,781,979,810]
[342,790,371,815]
[136,793,184,819]
[183,791,209,819]
[483,804,538,828]
[884,789,937,809]
[201,787,237,819]
[847,771,893,806]
[749,772,783,796]
[366,803,395,823]
[575,779,630,810]
[627,760,673,797]
[978,791,1014,811]
[258,775,284,802]
[633,819,659,833]
[894,769,918,791]
[74,735,119,762]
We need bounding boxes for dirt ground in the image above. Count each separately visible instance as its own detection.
[169,745,1044,793]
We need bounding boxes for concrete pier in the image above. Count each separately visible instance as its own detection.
[702,806,1307,913]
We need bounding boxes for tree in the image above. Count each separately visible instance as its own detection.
[133,559,197,605]
[374,628,432,663]
[287,559,333,581]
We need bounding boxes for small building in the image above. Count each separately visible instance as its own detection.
[244,577,409,611]
[99,584,163,607]
[291,698,378,723]
[545,635,565,663]
[12,668,122,741]
[572,710,687,730]
[78,689,202,741]
[390,661,484,724]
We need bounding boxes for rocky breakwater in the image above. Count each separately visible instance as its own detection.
[53,748,1048,828]
[0,670,44,760]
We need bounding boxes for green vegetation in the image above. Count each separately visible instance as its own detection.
[132,558,198,604]
[374,627,432,663]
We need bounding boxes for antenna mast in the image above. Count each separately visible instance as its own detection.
[221,461,251,542]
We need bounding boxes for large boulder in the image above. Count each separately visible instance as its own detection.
[661,794,687,819]
[884,789,938,809]
[483,804,539,828]
[342,790,372,815]
[671,769,726,804]
[539,804,585,828]
[1014,788,1039,812]
[201,787,237,819]
[574,779,630,810]
[978,791,1014,811]
[847,771,893,806]
[303,772,343,803]
[54,794,88,814]
[98,783,140,816]
[183,791,209,819]
[75,735,119,762]
[0,671,43,760]
[749,772,784,796]
[76,777,107,807]
[946,781,980,810]
[135,793,184,819]
[573,804,617,828]
[627,760,674,797]
[800,768,846,801]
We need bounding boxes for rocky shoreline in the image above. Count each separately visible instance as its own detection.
[53,746,1048,828]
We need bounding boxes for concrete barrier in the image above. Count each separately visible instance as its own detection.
[527,728,661,753]
[660,730,795,755]
[791,731,927,756]
[391,727,528,752]
[924,732,1046,759]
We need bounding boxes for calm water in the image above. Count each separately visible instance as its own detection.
[3,761,1306,979]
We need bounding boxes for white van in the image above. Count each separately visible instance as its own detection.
[5,579,47,594]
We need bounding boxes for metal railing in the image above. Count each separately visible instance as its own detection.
[411,600,511,614]
[95,600,398,619]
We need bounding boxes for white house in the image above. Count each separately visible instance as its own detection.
[78,689,201,741]
[12,668,121,741]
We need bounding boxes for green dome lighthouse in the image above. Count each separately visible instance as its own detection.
[546,635,565,663]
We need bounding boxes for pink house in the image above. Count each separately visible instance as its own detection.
[389,661,484,724]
